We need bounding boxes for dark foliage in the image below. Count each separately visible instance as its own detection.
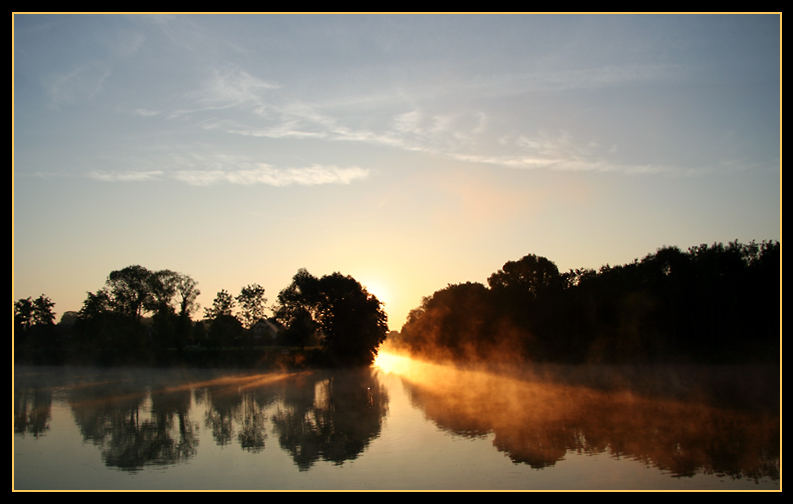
[14,240,777,368]
[399,240,779,365]
[15,265,388,369]
[274,269,389,367]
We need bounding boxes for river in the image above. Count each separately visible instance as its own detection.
[13,353,780,491]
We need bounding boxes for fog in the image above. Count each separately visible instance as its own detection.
[373,343,779,480]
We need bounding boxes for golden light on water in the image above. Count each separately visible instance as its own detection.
[372,350,410,375]
[373,348,456,381]
[372,346,779,483]
[373,347,505,393]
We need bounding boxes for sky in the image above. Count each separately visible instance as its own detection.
[12,13,781,330]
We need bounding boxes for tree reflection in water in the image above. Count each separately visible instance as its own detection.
[15,362,776,485]
[271,368,389,470]
[14,367,390,473]
[14,387,52,439]
[196,373,282,452]
[66,375,200,471]
[393,357,779,482]
[14,368,56,439]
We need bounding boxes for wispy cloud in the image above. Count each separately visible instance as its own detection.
[88,170,164,182]
[454,63,683,98]
[87,163,369,187]
[210,100,670,175]
[195,67,280,108]
[172,163,368,187]
[249,101,662,175]
[157,66,281,121]
[127,61,687,178]
[47,62,112,107]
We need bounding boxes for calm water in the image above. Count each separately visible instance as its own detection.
[13,355,780,491]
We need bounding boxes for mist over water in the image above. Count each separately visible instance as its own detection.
[374,344,780,481]
[13,357,779,490]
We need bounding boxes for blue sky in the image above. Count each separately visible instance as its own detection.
[13,13,781,329]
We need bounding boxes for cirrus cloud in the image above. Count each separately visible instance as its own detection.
[88,163,369,187]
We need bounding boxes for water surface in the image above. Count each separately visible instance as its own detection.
[13,359,780,491]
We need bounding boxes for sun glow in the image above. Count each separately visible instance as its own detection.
[373,350,414,376]
[372,346,482,386]
[364,280,390,307]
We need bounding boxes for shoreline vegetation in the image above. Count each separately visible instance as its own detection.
[14,240,780,377]
[15,268,387,370]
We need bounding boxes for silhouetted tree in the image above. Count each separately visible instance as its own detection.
[201,289,241,349]
[79,289,112,319]
[148,271,201,352]
[147,270,179,313]
[73,284,149,365]
[31,295,56,326]
[72,267,201,360]
[174,273,201,319]
[487,254,563,298]
[274,270,321,348]
[14,297,35,332]
[276,269,388,366]
[15,294,56,330]
[236,283,267,329]
[400,282,505,361]
[106,265,154,321]
[204,289,236,321]
[400,241,779,366]
[14,294,62,363]
[276,306,318,348]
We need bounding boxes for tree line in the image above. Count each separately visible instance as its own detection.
[14,266,388,368]
[14,239,779,368]
[394,240,780,365]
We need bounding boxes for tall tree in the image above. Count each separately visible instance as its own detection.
[106,265,154,321]
[32,295,56,326]
[14,297,34,331]
[174,273,201,319]
[274,270,320,347]
[203,290,241,349]
[236,284,267,329]
[204,290,236,321]
[147,269,180,315]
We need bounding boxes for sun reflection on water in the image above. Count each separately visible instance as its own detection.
[373,349,412,376]
[372,344,779,482]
